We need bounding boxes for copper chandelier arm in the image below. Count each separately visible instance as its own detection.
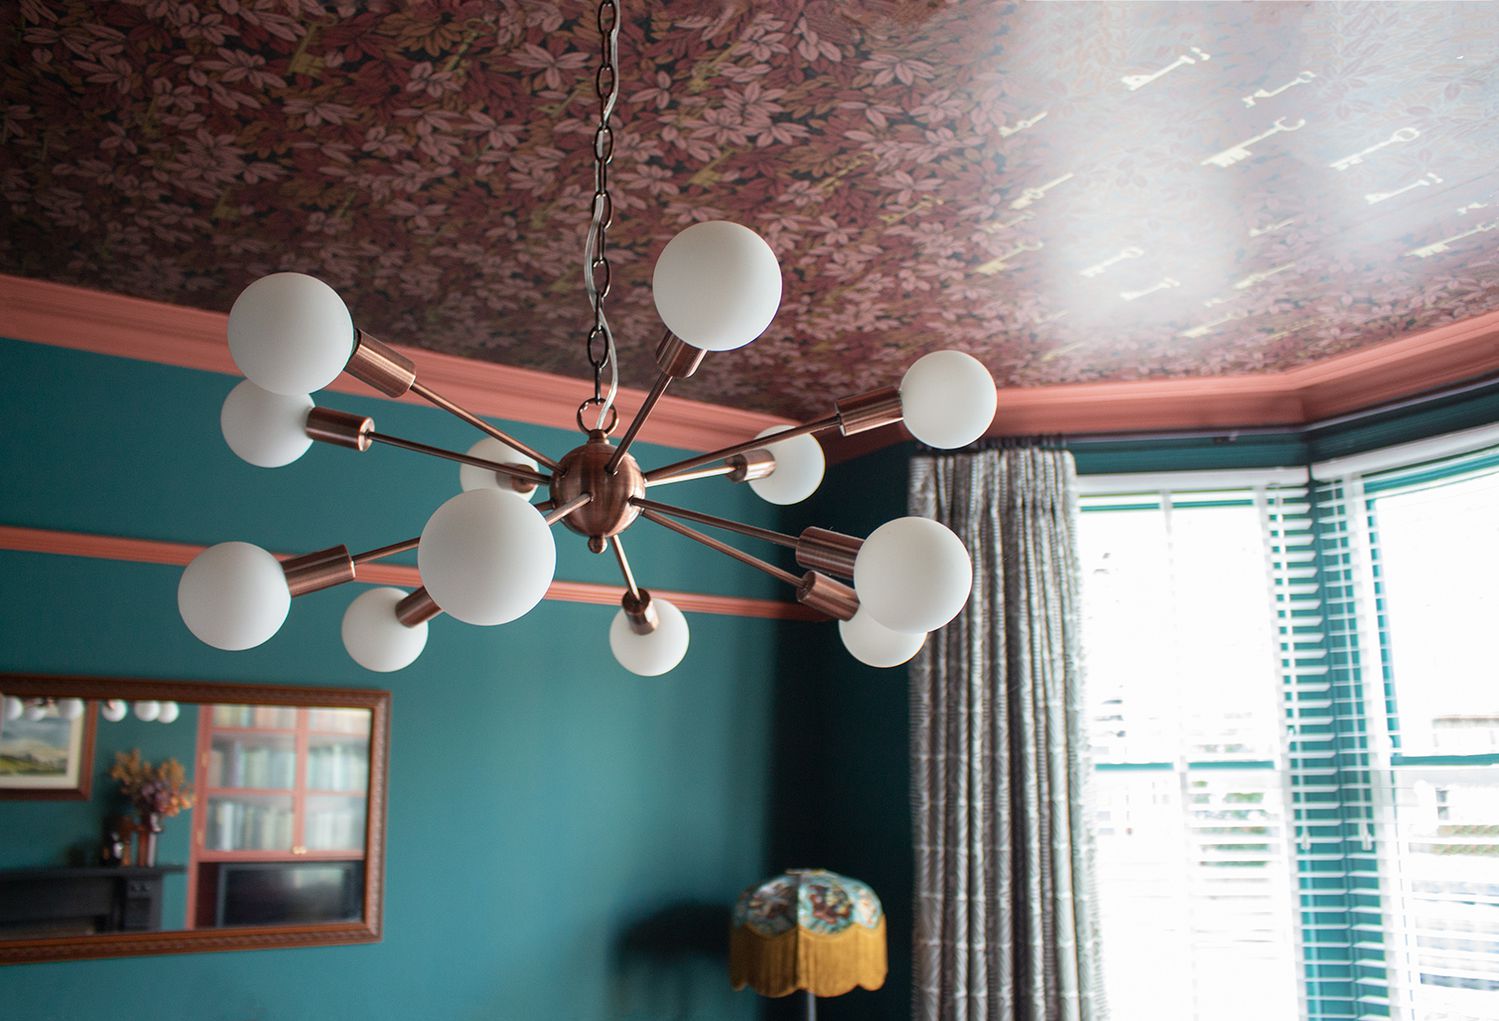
[367,431,549,489]
[637,508,802,588]
[408,380,561,470]
[605,333,706,475]
[544,493,594,525]
[605,370,673,475]
[350,537,421,566]
[629,497,800,549]
[641,461,741,487]
[640,413,839,484]
[608,535,642,602]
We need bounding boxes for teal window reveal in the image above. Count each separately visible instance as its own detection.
[1079,442,1499,1021]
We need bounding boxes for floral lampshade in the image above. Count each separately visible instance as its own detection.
[729,868,887,999]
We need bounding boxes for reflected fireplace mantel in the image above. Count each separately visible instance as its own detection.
[0,865,187,938]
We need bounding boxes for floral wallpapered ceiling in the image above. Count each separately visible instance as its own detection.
[3,1,1498,419]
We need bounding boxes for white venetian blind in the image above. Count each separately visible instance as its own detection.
[1079,484,1302,1021]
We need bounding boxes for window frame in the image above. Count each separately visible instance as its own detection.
[1078,440,1499,1020]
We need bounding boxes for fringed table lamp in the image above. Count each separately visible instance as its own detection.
[730,869,887,1019]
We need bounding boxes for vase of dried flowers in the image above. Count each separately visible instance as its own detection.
[110,750,193,868]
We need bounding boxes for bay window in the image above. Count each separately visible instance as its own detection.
[1078,430,1499,1021]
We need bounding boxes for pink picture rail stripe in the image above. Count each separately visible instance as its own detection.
[0,525,817,621]
[0,273,794,453]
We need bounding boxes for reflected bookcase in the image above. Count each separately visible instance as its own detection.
[187,705,370,928]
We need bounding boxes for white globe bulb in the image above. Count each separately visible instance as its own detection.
[652,221,782,351]
[57,698,85,720]
[227,272,354,396]
[419,490,556,625]
[133,700,161,722]
[853,517,973,633]
[220,380,314,468]
[23,703,46,721]
[157,701,181,724]
[747,426,825,506]
[839,609,928,668]
[900,350,998,449]
[458,437,540,502]
[101,699,128,722]
[609,598,690,677]
[342,587,430,672]
[1,696,18,722]
[178,541,292,651]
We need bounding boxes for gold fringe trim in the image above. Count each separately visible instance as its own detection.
[729,917,887,998]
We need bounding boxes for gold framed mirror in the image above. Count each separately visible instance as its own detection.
[0,674,389,964]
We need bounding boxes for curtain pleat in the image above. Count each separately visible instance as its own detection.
[910,446,1105,1021]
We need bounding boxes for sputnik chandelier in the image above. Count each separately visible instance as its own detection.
[177,1,996,677]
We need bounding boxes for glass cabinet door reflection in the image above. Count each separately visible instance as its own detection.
[191,703,372,929]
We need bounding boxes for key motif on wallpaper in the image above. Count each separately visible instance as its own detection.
[1121,47,1211,92]
[1009,173,1074,210]
[1202,117,1306,168]
[1330,127,1420,171]
[1406,220,1497,259]
[1249,218,1296,238]
[975,240,1044,275]
[980,212,1033,234]
[1203,292,1245,309]
[998,111,1047,139]
[1366,171,1441,206]
[1180,309,1249,339]
[1242,71,1317,108]
[1233,262,1297,291]
[1120,277,1180,302]
[1080,246,1145,278]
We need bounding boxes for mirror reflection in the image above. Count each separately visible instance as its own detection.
[1,689,374,941]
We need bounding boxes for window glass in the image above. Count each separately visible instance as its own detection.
[1081,493,1299,1020]
[1372,470,1499,756]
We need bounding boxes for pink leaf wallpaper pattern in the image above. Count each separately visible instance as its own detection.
[2,0,1498,419]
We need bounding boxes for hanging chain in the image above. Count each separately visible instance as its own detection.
[582,0,622,429]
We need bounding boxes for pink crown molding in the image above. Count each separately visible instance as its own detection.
[985,309,1499,436]
[0,525,817,621]
[0,274,793,453]
[4,274,1498,455]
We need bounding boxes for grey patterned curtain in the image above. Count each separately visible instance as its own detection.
[908,444,1105,1021]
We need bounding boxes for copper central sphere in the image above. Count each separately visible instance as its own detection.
[551,431,645,542]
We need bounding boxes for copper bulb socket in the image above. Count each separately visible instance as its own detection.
[727,448,776,483]
[834,385,904,436]
[345,331,417,398]
[795,571,860,621]
[503,469,539,497]
[655,334,706,379]
[796,527,863,579]
[282,545,357,597]
[621,589,660,636]
[306,407,375,451]
[395,588,442,627]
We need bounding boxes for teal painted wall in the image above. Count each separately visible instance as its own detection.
[764,445,913,1021]
[0,704,201,928]
[0,338,807,1020]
